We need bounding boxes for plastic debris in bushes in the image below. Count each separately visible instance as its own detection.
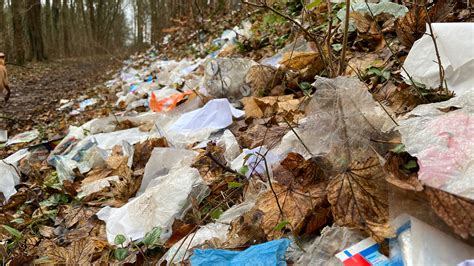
[390,215,474,266]
[403,23,474,96]
[190,238,291,266]
[398,97,474,200]
[272,77,395,167]
[231,146,279,178]
[336,238,389,266]
[150,90,195,112]
[6,129,39,146]
[203,58,258,102]
[97,166,209,246]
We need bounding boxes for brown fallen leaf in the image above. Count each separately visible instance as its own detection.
[327,157,390,242]
[132,138,169,170]
[384,152,423,192]
[58,205,99,229]
[280,51,323,73]
[48,238,96,265]
[255,181,329,239]
[425,186,474,239]
[241,95,300,119]
[245,65,284,96]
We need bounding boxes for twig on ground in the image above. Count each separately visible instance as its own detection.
[339,0,351,75]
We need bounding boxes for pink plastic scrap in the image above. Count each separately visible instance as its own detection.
[399,109,474,200]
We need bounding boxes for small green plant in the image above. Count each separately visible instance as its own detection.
[113,234,129,261]
[273,220,290,231]
[141,227,162,249]
[366,67,391,82]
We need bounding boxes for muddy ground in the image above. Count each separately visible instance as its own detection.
[0,57,121,157]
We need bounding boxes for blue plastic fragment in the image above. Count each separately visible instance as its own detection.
[190,238,291,266]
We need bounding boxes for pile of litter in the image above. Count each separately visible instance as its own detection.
[1,2,473,265]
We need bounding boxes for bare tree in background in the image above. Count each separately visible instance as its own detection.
[11,0,25,65]
[26,0,47,61]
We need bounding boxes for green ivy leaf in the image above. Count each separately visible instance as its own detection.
[114,234,127,246]
[367,67,383,77]
[210,208,224,221]
[2,225,22,240]
[238,165,249,176]
[114,248,128,261]
[306,0,322,10]
[273,221,290,231]
[403,160,418,170]
[391,144,406,154]
[142,227,162,247]
[228,181,243,189]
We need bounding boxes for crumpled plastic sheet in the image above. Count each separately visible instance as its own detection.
[403,23,474,96]
[0,129,7,142]
[0,162,20,201]
[217,129,241,165]
[231,146,279,179]
[0,149,29,201]
[170,99,244,131]
[190,238,291,266]
[78,175,120,198]
[139,147,199,194]
[6,129,39,146]
[337,0,408,31]
[165,99,244,148]
[160,199,256,265]
[391,215,474,266]
[286,225,366,266]
[260,37,314,67]
[97,166,209,246]
[398,100,474,200]
[203,58,257,102]
[272,76,395,170]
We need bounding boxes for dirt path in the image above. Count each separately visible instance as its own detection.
[0,57,120,156]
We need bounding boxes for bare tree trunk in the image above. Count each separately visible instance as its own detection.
[26,0,46,61]
[52,0,61,55]
[11,0,25,64]
[0,0,6,53]
[62,0,70,56]
[150,0,159,45]
[44,0,53,56]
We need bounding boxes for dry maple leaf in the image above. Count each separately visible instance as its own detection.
[255,181,329,239]
[48,238,96,265]
[425,186,474,239]
[327,157,391,242]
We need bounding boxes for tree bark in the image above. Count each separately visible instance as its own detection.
[11,0,26,64]
[26,0,46,61]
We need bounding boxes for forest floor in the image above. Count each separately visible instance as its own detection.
[0,57,120,157]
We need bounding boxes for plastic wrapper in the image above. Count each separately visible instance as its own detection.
[139,147,199,194]
[78,175,120,198]
[391,215,474,266]
[231,146,279,178]
[286,225,366,265]
[190,239,290,266]
[260,37,314,67]
[203,58,258,102]
[402,23,474,95]
[0,129,7,142]
[97,166,209,246]
[6,129,39,146]
[398,98,474,200]
[0,149,29,201]
[272,77,395,170]
[216,129,241,165]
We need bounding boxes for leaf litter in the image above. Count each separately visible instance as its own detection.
[0,1,473,265]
